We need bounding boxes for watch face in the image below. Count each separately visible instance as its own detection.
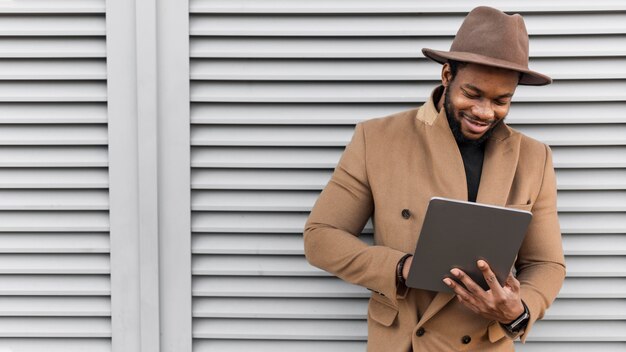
[509,313,530,332]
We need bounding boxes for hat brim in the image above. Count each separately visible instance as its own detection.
[422,48,552,86]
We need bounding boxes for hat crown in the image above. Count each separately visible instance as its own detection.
[450,6,529,69]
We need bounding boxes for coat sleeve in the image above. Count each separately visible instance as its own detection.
[516,144,566,342]
[303,122,408,301]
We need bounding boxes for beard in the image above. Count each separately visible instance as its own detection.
[444,87,501,146]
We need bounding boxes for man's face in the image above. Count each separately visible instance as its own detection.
[443,63,519,144]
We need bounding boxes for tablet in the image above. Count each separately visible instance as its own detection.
[406,197,532,292]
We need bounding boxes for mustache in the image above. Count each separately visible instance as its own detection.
[461,112,497,126]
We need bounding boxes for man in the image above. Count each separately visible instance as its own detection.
[303,6,566,351]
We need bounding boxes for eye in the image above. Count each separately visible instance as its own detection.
[462,90,479,99]
[494,100,508,106]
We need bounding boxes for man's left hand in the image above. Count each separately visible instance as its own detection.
[443,260,524,323]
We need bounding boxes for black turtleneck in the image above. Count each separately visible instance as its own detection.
[457,141,485,202]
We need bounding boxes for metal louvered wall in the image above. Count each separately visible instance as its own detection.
[189,1,626,351]
[0,1,110,351]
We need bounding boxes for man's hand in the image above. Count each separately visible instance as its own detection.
[443,260,524,324]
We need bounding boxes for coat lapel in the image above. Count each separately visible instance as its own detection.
[475,122,521,207]
[416,96,467,202]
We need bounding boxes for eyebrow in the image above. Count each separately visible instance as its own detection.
[464,84,514,99]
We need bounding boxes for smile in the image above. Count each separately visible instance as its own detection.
[461,113,492,134]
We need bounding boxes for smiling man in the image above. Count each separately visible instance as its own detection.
[304,6,565,351]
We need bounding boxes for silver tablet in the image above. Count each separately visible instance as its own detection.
[406,197,532,292]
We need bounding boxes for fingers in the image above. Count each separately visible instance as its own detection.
[477,260,504,295]
[443,277,479,309]
[449,268,483,295]
[505,271,521,292]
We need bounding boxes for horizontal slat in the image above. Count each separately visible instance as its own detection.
[556,169,626,190]
[193,233,626,257]
[193,318,366,340]
[0,211,109,232]
[191,125,352,147]
[0,82,106,102]
[527,320,626,341]
[192,233,310,255]
[192,212,312,233]
[0,296,110,316]
[191,102,626,125]
[552,146,626,168]
[0,0,105,13]
[191,0,626,13]
[0,317,110,337]
[194,233,625,258]
[191,80,626,103]
[191,169,331,190]
[557,191,626,211]
[0,103,107,124]
[0,338,110,352]
[563,234,626,255]
[192,297,626,320]
[191,168,626,191]
[0,168,108,188]
[560,278,626,298]
[190,57,626,80]
[192,211,626,234]
[0,254,109,274]
[193,276,368,298]
[192,190,317,211]
[189,13,626,36]
[193,297,365,319]
[0,38,106,58]
[0,125,107,145]
[194,339,365,352]
[512,125,626,146]
[559,213,626,234]
[565,256,626,277]
[191,35,626,58]
[193,255,324,276]
[0,59,106,80]
[191,124,626,147]
[196,146,626,169]
[191,189,625,211]
[196,254,625,277]
[517,342,626,352]
[0,146,108,167]
[0,233,110,253]
[0,275,110,296]
[193,276,625,299]
[191,147,343,168]
[0,15,105,36]
[546,298,626,320]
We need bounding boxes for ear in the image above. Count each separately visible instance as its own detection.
[441,63,452,88]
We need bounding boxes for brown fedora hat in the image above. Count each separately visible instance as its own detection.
[422,6,552,86]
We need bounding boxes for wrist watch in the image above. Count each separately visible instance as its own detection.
[502,301,530,333]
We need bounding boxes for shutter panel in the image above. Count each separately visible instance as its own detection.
[189,1,626,350]
[0,1,110,351]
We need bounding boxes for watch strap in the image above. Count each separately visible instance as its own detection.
[503,301,530,333]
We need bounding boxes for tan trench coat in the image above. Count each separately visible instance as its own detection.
[304,88,566,351]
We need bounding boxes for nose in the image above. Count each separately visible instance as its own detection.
[471,101,495,121]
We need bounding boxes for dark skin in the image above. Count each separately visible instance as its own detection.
[402,62,525,324]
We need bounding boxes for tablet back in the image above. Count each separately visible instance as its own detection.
[406,197,532,292]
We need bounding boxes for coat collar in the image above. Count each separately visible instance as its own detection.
[414,86,522,327]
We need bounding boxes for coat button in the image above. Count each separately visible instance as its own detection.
[401,209,411,219]
[416,327,425,337]
[461,335,471,344]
